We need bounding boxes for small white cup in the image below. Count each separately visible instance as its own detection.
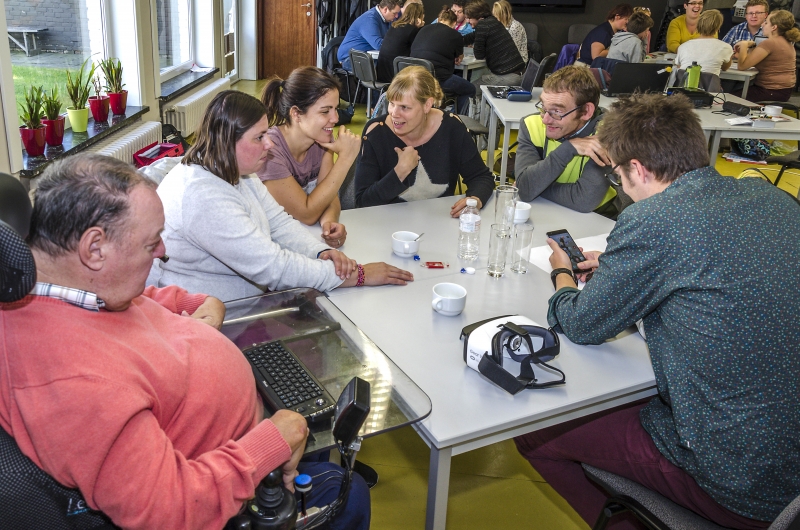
[763,105,783,117]
[431,283,467,316]
[392,231,420,257]
[514,202,531,224]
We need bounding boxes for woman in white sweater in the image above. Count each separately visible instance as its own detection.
[492,0,528,63]
[149,91,413,302]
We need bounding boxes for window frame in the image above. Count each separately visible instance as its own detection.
[153,0,195,83]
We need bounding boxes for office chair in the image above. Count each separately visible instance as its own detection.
[350,49,388,116]
[322,36,355,106]
[669,68,722,92]
[582,463,800,530]
[531,53,557,88]
[568,23,595,45]
[521,22,543,62]
[392,56,458,112]
[590,57,624,77]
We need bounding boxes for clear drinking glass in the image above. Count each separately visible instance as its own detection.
[487,223,512,277]
[494,185,518,227]
[510,223,534,274]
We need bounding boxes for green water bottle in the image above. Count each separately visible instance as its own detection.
[685,62,701,90]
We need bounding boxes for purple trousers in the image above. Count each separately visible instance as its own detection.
[513,402,771,530]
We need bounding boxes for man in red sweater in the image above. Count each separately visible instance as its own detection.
[0,154,369,529]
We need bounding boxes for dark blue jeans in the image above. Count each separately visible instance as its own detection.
[296,461,370,530]
[440,74,476,114]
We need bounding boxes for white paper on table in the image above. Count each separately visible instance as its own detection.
[529,233,610,289]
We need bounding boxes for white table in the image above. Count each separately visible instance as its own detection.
[329,195,657,530]
[455,56,486,79]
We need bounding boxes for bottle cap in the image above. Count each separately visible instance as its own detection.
[295,474,312,492]
[466,198,477,207]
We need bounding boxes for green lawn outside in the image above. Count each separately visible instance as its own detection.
[12,65,81,124]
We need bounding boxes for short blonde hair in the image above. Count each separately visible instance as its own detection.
[386,66,444,107]
[696,9,722,36]
[492,0,513,26]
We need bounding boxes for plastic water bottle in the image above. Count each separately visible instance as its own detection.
[458,198,481,261]
[685,62,701,89]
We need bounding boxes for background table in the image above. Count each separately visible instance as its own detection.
[455,56,486,79]
[329,195,657,530]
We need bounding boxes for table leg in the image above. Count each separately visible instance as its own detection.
[499,124,511,184]
[462,65,469,80]
[741,78,750,100]
[425,445,452,530]
[709,131,722,161]
[487,111,498,174]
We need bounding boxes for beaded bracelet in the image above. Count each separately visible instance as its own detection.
[356,264,365,287]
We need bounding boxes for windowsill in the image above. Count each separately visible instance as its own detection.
[159,67,221,103]
[20,106,150,179]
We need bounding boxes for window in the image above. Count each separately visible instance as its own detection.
[156,0,193,81]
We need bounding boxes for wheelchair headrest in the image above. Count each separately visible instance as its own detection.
[0,173,35,302]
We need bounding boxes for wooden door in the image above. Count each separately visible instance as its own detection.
[258,0,317,79]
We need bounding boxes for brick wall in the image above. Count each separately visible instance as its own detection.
[5,0,90,53]
[156,0,188,69]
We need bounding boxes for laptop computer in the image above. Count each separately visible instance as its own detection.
[601,62,671,97]
[487,59,538,99]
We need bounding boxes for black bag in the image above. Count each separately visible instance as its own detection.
[337,104,355,125]
[732,138,771,161]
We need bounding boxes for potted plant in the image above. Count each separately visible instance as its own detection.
[88,72,109,123]
[42,87,65,147]
[18,85,46,157]
[65,58,95,133]
[100,58,127,115]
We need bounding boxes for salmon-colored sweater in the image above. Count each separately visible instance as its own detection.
[0,286,291,530]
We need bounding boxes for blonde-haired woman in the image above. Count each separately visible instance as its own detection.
[354,66,493,215]
[674,10,733,76]
[492,0,528,63]
[377,2,425,82]
[734,9,800,101]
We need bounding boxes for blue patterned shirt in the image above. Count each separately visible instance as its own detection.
[722,21,764,45]
[548,167,800,521]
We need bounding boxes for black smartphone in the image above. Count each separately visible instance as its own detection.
[546,229,587,275]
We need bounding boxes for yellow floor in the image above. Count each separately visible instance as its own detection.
[232,79,798,528]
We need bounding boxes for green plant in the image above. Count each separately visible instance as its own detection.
[18,85,45,129]
[99,58,125,93]
[65,58,95,109]
[42,87,62,121]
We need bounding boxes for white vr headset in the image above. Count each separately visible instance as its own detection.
[460,315,565,395]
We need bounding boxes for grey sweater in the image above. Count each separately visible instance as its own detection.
[607,32,646,63]
[514,113,612,213]
[147,163,343,302]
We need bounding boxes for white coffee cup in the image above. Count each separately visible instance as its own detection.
[514,202,531,224]
[431,283,467,316]
[392,231,420,257]
[763,105,783,117]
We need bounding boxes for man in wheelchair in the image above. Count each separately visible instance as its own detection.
[0,154,369,529]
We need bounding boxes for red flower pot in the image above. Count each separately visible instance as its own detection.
[88,96,110,123]
[42,116,66,147]
[108,91,128,115]
[19,126,46,157]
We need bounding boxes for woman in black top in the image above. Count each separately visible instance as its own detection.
[411,5,476,113]
[377,3,425,83]
[355,66,493,214]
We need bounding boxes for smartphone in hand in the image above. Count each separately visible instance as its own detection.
[546,229,587,275]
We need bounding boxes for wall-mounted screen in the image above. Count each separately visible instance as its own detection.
[510,0,586,13]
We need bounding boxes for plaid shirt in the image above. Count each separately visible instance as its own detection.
[31,282,105,311]
[722,22,763,45]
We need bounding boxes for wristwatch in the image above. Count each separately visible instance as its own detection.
[550,268,576,289]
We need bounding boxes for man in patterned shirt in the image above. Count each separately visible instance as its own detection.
[722,0,768,48]
[515,93,800,529]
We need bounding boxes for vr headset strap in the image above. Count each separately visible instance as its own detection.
[477,353,566,395]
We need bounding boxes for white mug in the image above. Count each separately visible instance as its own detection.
[431,283,467,316]
[763,105,783,117]
[392,231,420,257]
[514,202,531,224]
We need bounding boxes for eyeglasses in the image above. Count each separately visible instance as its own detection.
[686,2,703,6]
[535,101,583,121]
[746,10,766,16]
[605,162,625,186]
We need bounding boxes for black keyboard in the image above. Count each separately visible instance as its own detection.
[242,341,335,423]
[488,85,522,99]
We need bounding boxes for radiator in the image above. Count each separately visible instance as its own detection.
[86,121,163,164]
[163,78,232,137]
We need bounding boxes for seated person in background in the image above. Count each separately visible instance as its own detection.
[463,1,525,93]
[514,66,629,217]
[606,10,653,63]
[675,10,733,76]
[337,0,402,71]
[411,5,476,114]
[734,9,799,102]
[355,66,494,215]
[492,0,528,63]
[432,1,474,35]
[722,0,767,49]
[515,92,800,530]
[149,91,413,302]
[577,3,633,65]
[0,153,370,530]
[666,0,705,53]
[258,67,359,249]
[377,3,424,83]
